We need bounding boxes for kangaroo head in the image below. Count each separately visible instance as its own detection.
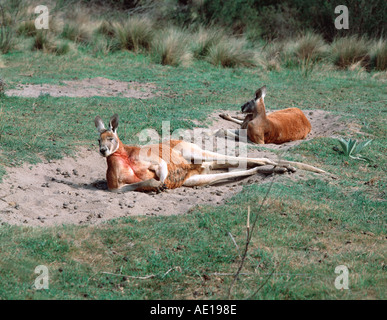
[241,85,266,114]
[94,114,120,157]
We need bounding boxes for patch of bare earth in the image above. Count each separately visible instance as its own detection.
[5,77,159,99]
[0,109,346,227]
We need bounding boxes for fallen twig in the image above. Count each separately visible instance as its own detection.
[102,266,181,280]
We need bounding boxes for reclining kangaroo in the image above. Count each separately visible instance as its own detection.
[219,85,311,144]
[95,114,324,192]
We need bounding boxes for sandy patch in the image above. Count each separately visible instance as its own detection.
[5,77,159,99]
[0,109,344,227]
[0,147,285,227]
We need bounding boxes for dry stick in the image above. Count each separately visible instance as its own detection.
[102,271,156,280]
[102,267,180,280]
[226,176,276,299]
[247,268,276,299]
[227,232,241,259]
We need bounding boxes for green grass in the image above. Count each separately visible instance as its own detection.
[0,47,386,299]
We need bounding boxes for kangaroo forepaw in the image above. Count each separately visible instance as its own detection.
[219,113,231,120]
[156,183,168,193]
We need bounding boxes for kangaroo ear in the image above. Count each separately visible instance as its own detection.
[255,85,267,100]
[109,114,119,133]
[94,116,106,133]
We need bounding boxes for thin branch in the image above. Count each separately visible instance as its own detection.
[102,266,180,280]
[102,271,155,280]
[226,176,275,299]
[247,268,276,299]
[227,232,241,258]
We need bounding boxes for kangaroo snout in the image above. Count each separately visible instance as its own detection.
[100,146,108,155]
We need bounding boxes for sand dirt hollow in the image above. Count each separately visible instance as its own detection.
[5,77,159,99]
[0,109,345,227]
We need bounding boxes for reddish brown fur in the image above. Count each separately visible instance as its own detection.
[103,133,203,190]
[243,93,311,144]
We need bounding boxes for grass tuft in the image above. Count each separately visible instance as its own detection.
[32,31,71,55]
[17,20,36,37]
[61,22,92,44]
[115,16,154,52]
[293,32,328,62]
[190,26,224,59]
[206,37,255,68]
[331,36,371,69]
[151,28,193,67]
[96,20,116,38]
[371,39,387,71]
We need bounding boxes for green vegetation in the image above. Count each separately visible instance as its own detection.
[336,138,373,162]
[0,1,386,70]
[0,0,385,300]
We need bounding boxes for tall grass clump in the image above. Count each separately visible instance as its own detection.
[371,39,387,71]
[0,6,14,53]
[96,20,115,37]
[115,16,154,52]
[151,28,193,67]
[190,26,224,59]
[32,31,70,55]
[17,20,36,37]
[92,35,120,56]
[293,32,328,62]
[331,36,371,69]
[206,37,255,68]
[61,22,92,44]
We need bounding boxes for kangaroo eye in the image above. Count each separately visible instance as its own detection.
[108,137,114,141]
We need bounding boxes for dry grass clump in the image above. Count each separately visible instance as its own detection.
[206,37,255,68]
[32,31,71,55]
[190,26,224,59]
[293,32,328,61]
[92,35,120,56]
[17,20,36,37]
[331,36,371,69]
[96,20,116,37]
[371,39,387,71]
[151,28,193,67]
[114,16,154,52]
[61,22,92,44]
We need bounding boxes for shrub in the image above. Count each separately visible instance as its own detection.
[206,37,255,68]
[115,16,154,52]
[151,28,193,67]
[258,4,302,41]
[331,36,371,69]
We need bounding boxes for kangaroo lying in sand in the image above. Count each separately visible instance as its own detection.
[94,114,325,192]
[219,85,311,144]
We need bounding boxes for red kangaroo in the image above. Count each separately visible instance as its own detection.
[220,85,311,144]
[94,114,286,192]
